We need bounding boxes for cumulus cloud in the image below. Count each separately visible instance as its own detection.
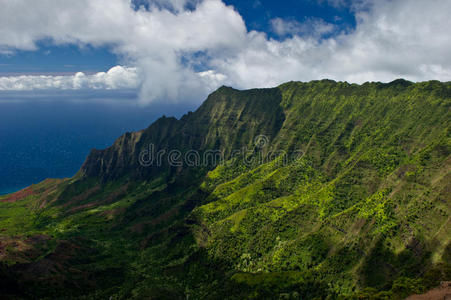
[271,17,336,38]
[0,66,139,91]
[213,0,451,89]
[0,0,450,105]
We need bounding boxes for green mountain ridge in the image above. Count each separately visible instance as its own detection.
[0,79,450,299]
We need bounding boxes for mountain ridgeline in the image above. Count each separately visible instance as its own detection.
[80,86,285,181]
[0,79,450,299]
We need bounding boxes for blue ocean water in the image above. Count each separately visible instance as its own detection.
[0,98,194,195]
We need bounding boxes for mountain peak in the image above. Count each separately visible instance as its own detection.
[3,80,449,299]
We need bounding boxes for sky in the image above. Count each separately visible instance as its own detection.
[1,0,451,193]
[0,0,450,106]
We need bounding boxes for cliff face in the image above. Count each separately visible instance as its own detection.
[80,86,286,180]
[1,80,450,299]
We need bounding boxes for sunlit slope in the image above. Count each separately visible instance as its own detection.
[0,79,450,299]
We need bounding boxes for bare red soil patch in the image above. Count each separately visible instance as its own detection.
[1,178,64,204]
[406,281,451,300]
[1,186,37,203]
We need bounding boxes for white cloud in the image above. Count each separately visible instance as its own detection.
[0,66,139,91]
[0,0,450,105]
[271,17,336,38]
[217,0,451,89]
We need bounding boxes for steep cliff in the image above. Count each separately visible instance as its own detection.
[0,80,450,299]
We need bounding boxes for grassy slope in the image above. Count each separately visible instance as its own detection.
[194,80,451,298]
[0,80,450,299]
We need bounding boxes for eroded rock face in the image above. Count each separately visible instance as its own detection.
[80,86,285,181]
[1,80,450,298]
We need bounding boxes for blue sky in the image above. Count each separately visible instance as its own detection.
[0,0,356,75]
[0,43,117,75]
[0,0,450,105]
[224,0,356,37]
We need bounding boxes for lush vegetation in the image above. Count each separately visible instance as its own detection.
[0,79,450,299]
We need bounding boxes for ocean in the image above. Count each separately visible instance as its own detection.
[0,98,194,195]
